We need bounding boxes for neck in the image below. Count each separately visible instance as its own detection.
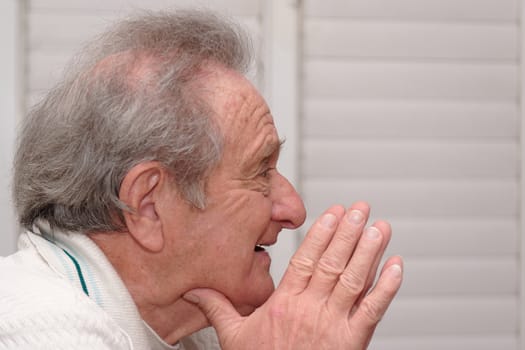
[89,231,209,344]
[137,297,210,344]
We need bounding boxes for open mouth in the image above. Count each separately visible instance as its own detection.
[254,245,266,252]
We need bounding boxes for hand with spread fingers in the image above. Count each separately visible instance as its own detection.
[184,202,403,350]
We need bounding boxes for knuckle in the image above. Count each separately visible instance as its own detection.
[317,256,344,277]
[359,298,383,324]
[308,231,329,250]
[338,269,365,295]
[337,229,359,246]
[289,255,316,276]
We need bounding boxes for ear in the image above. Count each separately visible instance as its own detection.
[119,162,167,252]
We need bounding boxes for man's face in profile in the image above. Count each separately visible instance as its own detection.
[163,65,306,313]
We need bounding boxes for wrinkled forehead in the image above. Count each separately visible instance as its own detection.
[197,65,277,140]
[194,65,281,167]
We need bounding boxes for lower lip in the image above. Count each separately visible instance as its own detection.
[255,250,271,266]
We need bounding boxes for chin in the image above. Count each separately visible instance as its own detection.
[241,284,275,314]
[236,304,257,316]
[235,295,270,316]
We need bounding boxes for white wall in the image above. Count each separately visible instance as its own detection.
[0,0,21,255]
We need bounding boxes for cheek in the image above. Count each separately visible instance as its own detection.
[219,191,273,229]
[194,192,274,296]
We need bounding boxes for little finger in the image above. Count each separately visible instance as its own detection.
[349,256,403,330]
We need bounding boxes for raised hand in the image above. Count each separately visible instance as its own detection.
[185,202,403,350]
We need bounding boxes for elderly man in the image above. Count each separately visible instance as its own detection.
[0,10,403,350]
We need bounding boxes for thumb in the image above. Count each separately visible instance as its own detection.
[183,288,243,336]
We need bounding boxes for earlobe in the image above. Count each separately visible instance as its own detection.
[119,162,166,252]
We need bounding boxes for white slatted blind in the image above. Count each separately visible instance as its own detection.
[27,0,262,106]
[302,0,519,349]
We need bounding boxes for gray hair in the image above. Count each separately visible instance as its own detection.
[13,9,253,232]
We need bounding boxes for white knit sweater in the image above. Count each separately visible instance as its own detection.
[0,224,220,350]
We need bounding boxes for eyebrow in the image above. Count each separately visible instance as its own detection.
[271,138,286,157]
[261,138,285,165]
[277,138,286,153]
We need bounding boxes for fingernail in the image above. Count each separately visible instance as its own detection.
[183,292,200,304]
[346,209,364,224]
[387,264,402,279]
[365,226,381,240]
[320,213,337,229]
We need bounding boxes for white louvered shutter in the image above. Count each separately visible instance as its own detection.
[302,0,519,349]
[27,0,263,105]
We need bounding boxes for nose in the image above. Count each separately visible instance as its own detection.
[270,172,306,229]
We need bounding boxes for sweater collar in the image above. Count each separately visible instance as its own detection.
[27,222,182,350]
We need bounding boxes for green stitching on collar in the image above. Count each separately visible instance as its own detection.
[62,248,89,296]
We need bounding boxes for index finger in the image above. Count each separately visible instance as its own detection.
[278,205,345,295]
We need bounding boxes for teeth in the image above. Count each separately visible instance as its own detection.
[254,245,266,252]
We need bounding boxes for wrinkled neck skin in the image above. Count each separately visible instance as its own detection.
[89,231,209,345]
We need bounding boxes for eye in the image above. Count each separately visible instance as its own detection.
[260,167,275,178]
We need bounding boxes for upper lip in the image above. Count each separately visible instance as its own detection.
[256,233,280,247]
[255,226,282,247]
[256,240,276,247]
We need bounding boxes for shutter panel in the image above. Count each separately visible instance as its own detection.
[302,0,519,348]
[27,0,262,106]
